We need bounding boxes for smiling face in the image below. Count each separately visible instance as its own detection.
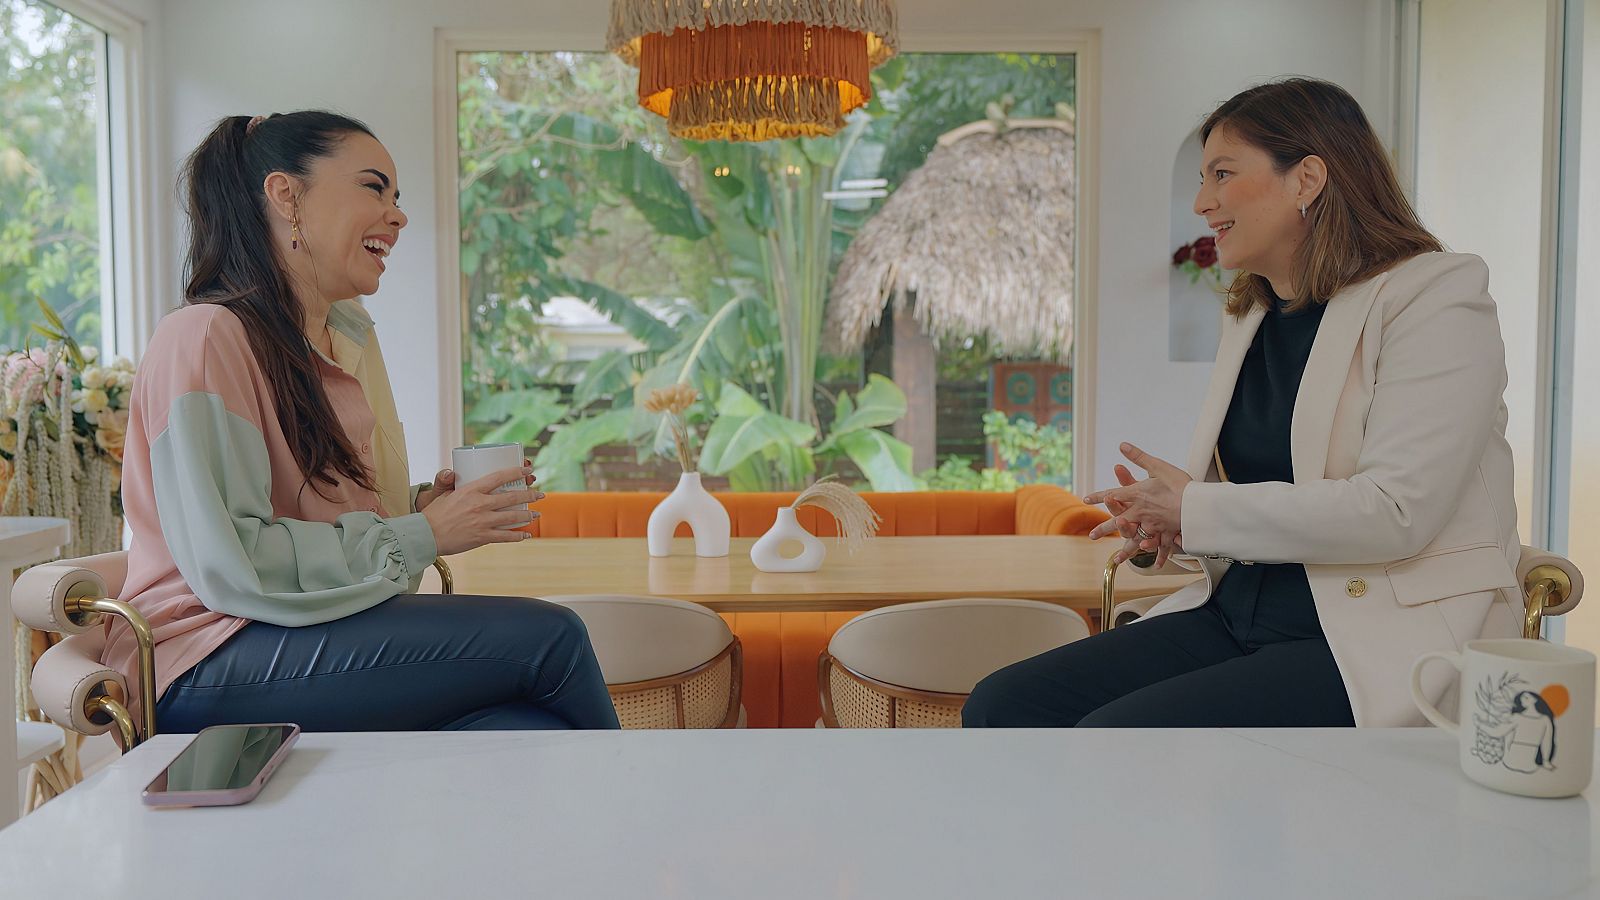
[266,131,406,303]
[1193,127,1316,293]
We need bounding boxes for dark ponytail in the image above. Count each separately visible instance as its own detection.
[180,111,378,500]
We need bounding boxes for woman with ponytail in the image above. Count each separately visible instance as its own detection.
[103,112,619,732]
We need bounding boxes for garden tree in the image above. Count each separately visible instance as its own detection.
[456,50,1075,491]
[0,0,103,350]
[868,52,1075,188]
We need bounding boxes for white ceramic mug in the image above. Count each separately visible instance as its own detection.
[1411,639,1595,798]
[450,442,526,497]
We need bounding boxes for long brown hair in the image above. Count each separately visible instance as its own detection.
[179,112,378,499]
[1200,78,1443,317]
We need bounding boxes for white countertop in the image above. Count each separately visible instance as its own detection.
[0,727,1594,899]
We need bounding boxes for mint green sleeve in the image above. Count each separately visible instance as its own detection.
[149,390,439,627]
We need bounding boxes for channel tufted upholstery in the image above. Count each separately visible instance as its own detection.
[516,485,1108,726]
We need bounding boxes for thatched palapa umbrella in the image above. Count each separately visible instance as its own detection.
[827,118,1076,361]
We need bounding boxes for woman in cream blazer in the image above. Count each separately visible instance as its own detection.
[965,79,1519,729]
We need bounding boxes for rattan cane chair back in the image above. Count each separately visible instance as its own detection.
[545,594,744,729]
[819,598,1092,728]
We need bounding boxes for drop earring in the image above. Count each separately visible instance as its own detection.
[290,214,301,250]
[1299,203,1307,220]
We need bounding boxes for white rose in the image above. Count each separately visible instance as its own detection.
[112,356,135,373]
[72,388,111,418]
[115,371,135,390]
[81,367,108,390]
[80,346,99,363]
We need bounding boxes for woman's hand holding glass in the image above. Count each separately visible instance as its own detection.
[1085,442,1191,568]
[421,465,543,556]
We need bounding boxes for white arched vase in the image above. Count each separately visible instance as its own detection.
[750,506,827,573]
[647,471,731,558]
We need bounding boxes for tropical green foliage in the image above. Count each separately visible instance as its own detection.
[456,51,1077,491]
[0,0,103,350]
[918,410,1073,492]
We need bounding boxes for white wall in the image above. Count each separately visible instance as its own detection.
[144,0,1383,488]
[1415,0,1551,546]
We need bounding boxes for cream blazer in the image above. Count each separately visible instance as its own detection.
[1134,251,1522,727]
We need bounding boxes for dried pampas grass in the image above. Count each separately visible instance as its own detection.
[790,475,880,554]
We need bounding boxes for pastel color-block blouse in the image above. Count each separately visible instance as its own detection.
[102,300,435,722]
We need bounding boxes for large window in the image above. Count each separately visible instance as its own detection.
[0,0,114,353]
[455,50,1078,493]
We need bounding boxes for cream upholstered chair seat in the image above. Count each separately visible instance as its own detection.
[819,598,1092,728]
[543,594,744,729]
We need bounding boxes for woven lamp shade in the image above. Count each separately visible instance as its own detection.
[608,0,899,142]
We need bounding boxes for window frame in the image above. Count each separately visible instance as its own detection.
[433,29,1102,495]
[31,0,158,362]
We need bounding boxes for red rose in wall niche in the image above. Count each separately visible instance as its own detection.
[1172,234,1223,289]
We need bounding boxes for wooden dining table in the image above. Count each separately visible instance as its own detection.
[447,535,1199,618]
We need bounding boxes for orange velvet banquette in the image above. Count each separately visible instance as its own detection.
[523,485,1109,727]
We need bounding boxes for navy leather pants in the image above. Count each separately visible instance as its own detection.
[156,594,621,732]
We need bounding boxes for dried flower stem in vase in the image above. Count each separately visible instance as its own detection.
[791,475,881,554]
[643,383,700,473]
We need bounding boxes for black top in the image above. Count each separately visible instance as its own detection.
[1209,293,1327,647]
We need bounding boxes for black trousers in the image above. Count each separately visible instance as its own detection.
[962,601,1356,728]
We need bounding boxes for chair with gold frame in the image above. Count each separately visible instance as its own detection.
[1100,545,1585,638]
[543,594,745,729]
[11,551,454,810]
[818,598,1093,728]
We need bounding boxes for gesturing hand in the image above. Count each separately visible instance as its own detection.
[1085,443,1191,567]
[421,465,544,557]
[1090,461,1159,565]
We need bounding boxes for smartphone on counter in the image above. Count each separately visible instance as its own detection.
[142,723,301,808]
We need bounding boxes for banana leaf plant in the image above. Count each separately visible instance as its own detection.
[457,56,920,491]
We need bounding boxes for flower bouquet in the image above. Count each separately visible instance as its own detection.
[1,302,131,557]
[1172,235,1225,289]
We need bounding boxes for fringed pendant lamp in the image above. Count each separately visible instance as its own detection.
[607,0,900,142]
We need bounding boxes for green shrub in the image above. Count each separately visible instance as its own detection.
[919,410,1072,492]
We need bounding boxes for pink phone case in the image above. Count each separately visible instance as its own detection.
[141,724,301,808]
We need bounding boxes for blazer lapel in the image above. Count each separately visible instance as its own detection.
[1289,276,1386,483]
[1185,305,1265,479]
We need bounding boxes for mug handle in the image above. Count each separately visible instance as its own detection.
[1410,651,1463,734]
